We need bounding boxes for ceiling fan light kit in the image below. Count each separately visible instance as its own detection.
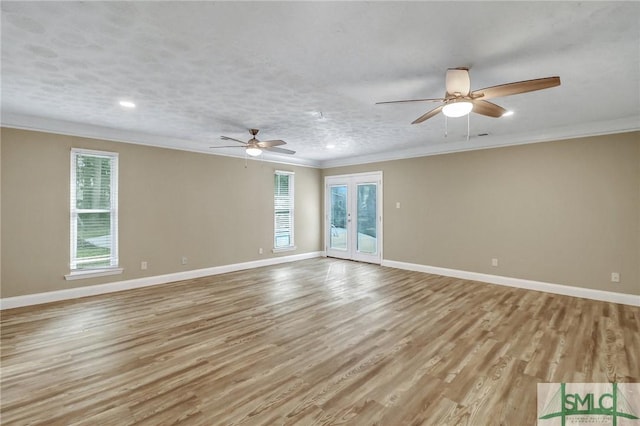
[245,147,262,157]
[442,100,473,118]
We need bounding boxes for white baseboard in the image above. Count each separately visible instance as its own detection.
[381,259,640,307]
[0,251,324,310]
[4,254,636,310]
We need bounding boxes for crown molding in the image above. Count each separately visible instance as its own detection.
[0,113,322,168]
[319,116,640,169]
[3,113,637,170]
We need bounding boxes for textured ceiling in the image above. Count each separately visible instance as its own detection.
[2,1,639,167]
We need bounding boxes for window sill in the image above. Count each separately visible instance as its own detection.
[65,267,124,281]
[272,246,297,254]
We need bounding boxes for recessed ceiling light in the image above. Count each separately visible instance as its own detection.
[119,100,136,108]
[502,110,514,117]
[326,144,335,149]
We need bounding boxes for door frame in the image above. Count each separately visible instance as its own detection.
[324,171,383,264]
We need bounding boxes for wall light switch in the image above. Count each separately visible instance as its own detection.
[396,202,401,209]
[141,261,147,270]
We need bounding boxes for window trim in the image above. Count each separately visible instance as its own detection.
[65,267,123,281]
[274,170,295,251]
[69,148,120,277]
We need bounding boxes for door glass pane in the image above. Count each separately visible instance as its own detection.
[357,183,377,254]
[329,185,347,250]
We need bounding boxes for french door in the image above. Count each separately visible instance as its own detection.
[325,172,382,263]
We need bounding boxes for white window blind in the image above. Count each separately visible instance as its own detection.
[70,149,119,270]
[274,170,294,249]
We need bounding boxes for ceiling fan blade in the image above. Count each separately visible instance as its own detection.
[472,76,560,100]
[220,135,248,144]
[376,97,444,105]
[257,139,286,148]
[446,68,471,96]
[411,105,444,124]
[210,145,244,149]
[471,100,507,118]
[265,146,295,155]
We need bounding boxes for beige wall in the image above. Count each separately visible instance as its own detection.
[324,132,640,295]
[1,128,322,298]
[2,128,639,299]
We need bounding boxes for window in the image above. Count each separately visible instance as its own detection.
[274,170,295,251]
[70,149,119,272]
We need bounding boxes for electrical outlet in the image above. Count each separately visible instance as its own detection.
[611,272,620,283]
[491,258,499,267]
[259,248,263,254]
[181,256,188,265]
[396,202,401,209]
[141,261,147,270]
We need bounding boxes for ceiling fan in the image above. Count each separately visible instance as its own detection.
[377,68,560,124]
[211,129,295,156]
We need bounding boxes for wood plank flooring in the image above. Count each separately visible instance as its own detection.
[1,258,639,425]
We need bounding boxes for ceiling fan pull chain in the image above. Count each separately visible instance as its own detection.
[467,113,470,142]
[444,115,448,138]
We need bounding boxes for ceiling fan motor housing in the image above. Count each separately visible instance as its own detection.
[445,68,471,96]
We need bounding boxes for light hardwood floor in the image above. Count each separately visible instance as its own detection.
[1,258,639,425]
